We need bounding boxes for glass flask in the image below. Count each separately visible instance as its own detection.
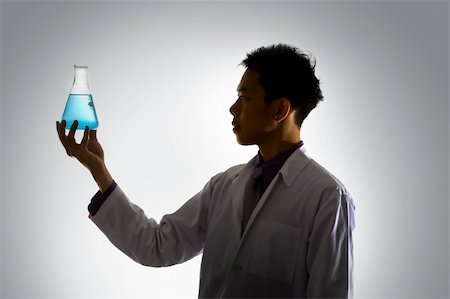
[61,65,99,130]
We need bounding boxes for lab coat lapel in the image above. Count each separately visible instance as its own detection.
[240,146,312,240]
[231,156,258,237]
[240,173,278,239]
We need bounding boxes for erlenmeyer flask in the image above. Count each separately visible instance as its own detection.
[61,65,99,130]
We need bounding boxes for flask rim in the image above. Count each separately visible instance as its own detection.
[74,64,88,69]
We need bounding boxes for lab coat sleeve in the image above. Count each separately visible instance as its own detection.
[306,186,356,298]
[88,174,221,267]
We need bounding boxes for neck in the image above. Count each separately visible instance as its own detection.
[258,130,301,161]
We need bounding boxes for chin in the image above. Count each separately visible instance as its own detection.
[235,137,255,146]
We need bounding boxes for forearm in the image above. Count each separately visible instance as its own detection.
[91,163,114,193]
[89,183,207,267]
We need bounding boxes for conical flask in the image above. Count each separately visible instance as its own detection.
[61,65,99,130]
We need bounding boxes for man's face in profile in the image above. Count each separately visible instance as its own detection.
[230,69,275,146]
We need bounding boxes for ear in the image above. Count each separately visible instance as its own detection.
[273,98,291,122]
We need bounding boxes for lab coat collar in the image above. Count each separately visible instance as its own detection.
[242,145,311,186]
[232,145,311,189]
[279,145,311,186]
[230,145,311,241]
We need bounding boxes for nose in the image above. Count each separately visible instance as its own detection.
[229,99,239,116]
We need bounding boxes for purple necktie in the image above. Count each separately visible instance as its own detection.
[241,166,263,237]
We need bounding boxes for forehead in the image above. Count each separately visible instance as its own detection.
[237,69,262,93]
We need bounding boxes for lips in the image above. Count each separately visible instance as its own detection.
[232,121,241,132]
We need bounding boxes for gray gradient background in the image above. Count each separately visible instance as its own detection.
[0,1,449,298]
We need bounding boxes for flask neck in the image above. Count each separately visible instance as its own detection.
[70,65,91,94]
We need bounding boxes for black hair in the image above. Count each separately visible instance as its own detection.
[240,43,323,128]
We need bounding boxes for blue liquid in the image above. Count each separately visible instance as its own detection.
[61,94,99,130]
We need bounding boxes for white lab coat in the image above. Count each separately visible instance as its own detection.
[89,146,356,298]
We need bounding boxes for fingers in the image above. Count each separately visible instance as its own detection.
[56,120,96,158]
[90,129,97,139]
[81,126,90,148]
[56,120,69,149]
[56,119,79,157]
[56,120,64,139]
[68,120,78,143]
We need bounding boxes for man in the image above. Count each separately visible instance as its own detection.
[56,44,356,298]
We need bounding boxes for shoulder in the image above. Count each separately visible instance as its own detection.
[305,158,350,196]
[284,148,353,209]
[301,159,355,216]
[209,163,247,185]
[282,147,350,196]
[198,163,248,199]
